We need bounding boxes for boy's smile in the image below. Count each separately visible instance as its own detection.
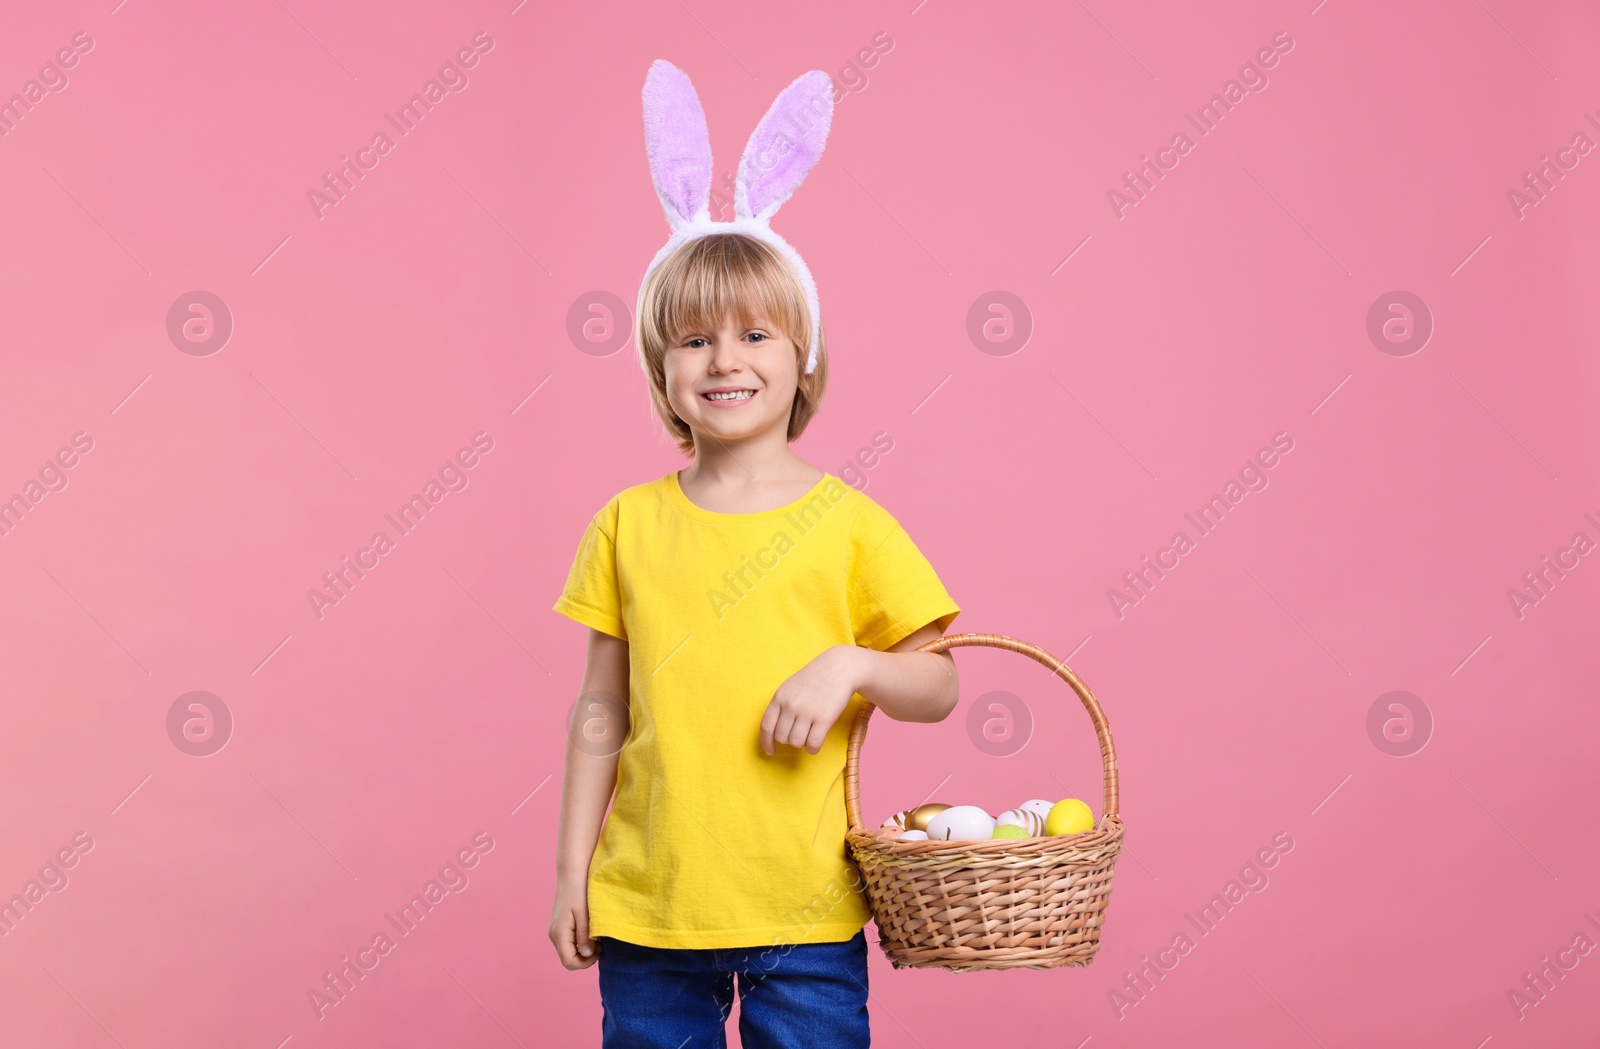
[700,385,758,408]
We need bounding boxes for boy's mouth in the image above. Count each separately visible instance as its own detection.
[701,387,757,406]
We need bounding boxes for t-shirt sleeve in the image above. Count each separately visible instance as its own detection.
[552,501,626,640]
[850,514,960,651]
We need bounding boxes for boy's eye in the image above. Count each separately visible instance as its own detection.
[681,333,768,348]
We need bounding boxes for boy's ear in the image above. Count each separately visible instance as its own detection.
[796,363,822,404]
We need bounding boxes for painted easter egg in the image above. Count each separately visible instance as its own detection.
[1044,798,1096,836]
[995,807,1045,836]
[925,805,997,841]
[905,803,952,832]
[1019,799,1056,823]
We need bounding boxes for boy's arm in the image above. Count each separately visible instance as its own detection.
[850,620,959,723]
[556,627,630,881]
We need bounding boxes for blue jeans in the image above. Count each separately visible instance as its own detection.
[596,929,870,1048]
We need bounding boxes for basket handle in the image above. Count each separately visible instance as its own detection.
[843,632,1120,834]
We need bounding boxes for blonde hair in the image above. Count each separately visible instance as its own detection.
[635,233,828,457]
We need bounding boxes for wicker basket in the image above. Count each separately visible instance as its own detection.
[844,632,1124,973]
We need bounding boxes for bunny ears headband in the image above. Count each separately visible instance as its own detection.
[639,59,834,375]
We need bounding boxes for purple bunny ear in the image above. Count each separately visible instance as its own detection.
[735,70,833,222]
[642,60,713,229]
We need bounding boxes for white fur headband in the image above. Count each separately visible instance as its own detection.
[638,59,834,375]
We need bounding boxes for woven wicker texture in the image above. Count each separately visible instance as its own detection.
[844,632,1124,973]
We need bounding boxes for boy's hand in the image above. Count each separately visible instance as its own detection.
[549,877,598,970]
[759,645,865,757]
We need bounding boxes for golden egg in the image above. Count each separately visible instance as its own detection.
[906,802,951,832]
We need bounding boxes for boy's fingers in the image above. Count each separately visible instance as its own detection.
[758,702,779,755]
[550,922,568,962]
[561,915,587,965]
[784,715,810,749]
[772,710,797,750]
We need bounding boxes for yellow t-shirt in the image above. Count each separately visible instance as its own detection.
[552,470,960,950]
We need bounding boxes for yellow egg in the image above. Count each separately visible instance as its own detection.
[1044,798,1095,835]
[906,803,951,832]
[991,824,1029,840]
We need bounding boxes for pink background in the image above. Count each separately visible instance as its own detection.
[2,0,1598,1046]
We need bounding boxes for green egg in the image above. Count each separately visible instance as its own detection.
[991,824,1029,840]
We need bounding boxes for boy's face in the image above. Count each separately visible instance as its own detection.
[664,313,802,447]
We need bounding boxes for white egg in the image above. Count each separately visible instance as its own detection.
[995,807,1044,836]
[925,805,996,841]
[880,810,910,830]
[898,829,928,841]
[1018,799,1056,822]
